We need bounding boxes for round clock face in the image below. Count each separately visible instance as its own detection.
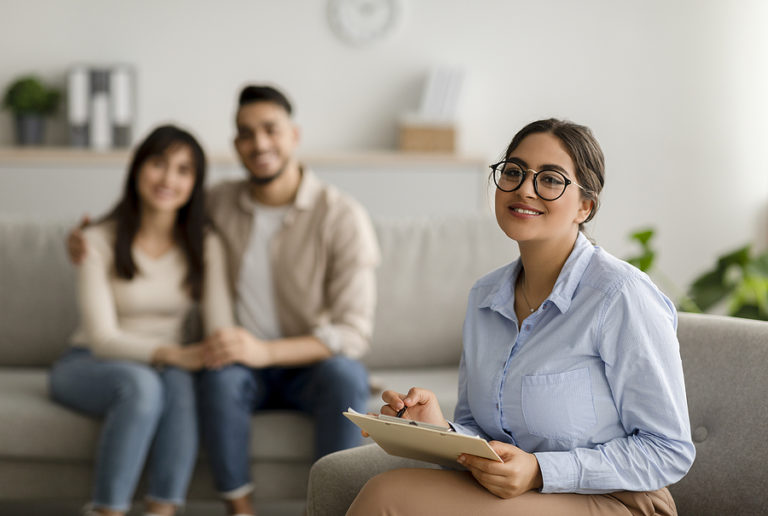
[327,0,401,46]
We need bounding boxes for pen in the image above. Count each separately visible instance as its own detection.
[396,406,406,418]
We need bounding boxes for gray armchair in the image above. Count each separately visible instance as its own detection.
[307,313,768,516]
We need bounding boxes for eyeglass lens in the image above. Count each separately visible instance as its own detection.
[494,163,568,201]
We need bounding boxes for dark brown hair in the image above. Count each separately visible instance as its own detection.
[104,124,207,299]
[504,118,605,229]
[238,84,292,115]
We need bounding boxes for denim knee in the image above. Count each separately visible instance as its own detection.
[198,365,255,408]
[113,366,164,422]
[313,356,369,399]
[160,368,197,413]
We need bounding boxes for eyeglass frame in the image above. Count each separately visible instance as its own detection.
[489,159,588,201]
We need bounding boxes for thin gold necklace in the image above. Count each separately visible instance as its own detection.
[520,272,536,313]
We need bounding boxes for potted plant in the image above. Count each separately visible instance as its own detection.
[2,75,61,146]
[626,228,768,320]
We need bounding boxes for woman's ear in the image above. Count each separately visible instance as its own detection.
[575,198,594,225]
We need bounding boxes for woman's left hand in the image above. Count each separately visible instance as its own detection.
[202,327,273,369]
[458,441,543,499]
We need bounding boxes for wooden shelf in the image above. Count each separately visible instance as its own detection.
[0,147,490,220]
[0,147,485,168]
[0,147,130,164]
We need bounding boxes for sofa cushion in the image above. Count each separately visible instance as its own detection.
[367,215,517,369]
[0,368,314,461]
[0,368,98,460]
[0,220,78,367]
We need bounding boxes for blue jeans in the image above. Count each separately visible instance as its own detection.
[197,355,369,495]
[49,348,199,512]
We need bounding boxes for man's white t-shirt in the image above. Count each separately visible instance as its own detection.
[236,202,290,341]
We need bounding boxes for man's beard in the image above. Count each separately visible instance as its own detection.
[247,158,287,185]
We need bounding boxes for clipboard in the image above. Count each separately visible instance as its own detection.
[343,409,502,468]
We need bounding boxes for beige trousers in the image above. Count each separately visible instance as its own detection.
[346,468,677,516]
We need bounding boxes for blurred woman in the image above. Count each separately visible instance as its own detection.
[50,125,234,516]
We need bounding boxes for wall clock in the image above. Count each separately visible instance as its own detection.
[327,0,402,46]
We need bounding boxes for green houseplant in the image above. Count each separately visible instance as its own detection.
[2,75,61,146]
[626,228,768,321]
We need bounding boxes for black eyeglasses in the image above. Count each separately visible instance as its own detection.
[489,160,586,201]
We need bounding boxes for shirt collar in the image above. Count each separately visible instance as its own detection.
[293,167,323,211]
[478,262,518,320]
[547,232,595,313]
[478,232,595,316]
[236,166,321,214]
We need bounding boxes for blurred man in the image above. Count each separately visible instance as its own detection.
[198,85,379,515]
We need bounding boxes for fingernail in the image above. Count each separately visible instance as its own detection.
[457,455,465,463]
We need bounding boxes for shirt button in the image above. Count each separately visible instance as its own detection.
[495,403,499,409]
[524,325,531,331]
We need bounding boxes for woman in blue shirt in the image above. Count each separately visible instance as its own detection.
[348,119,695,515]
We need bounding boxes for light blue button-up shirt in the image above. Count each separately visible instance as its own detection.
[451,232,695,493]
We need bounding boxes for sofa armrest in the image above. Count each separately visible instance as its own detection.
[307,444,439,516]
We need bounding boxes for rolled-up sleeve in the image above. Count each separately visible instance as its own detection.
[201,231,236,335]
[315,202,380,359]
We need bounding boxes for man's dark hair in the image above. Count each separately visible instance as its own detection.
[238,85,293,115]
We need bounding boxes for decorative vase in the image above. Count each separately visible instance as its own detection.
[15,114,45,146]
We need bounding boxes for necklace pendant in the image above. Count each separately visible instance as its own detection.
[529,308,535,313]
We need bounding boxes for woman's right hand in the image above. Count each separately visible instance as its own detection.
[380,387,448,427]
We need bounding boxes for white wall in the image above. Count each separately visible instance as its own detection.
[1,0,767,292]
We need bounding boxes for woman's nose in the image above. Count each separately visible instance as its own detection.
[517,172,537,197]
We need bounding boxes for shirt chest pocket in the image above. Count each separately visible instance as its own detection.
[521,367,597,441]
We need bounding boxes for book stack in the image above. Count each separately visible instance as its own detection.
[67,65,135,149]
[399,67,465,153]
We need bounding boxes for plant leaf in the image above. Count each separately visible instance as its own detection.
[677,295,702,313]
[688,270,731,311]
[627,251,655,273]
[625,228,656,272]
[731,304,767,321]
[748,251,768,276]
[716,246,751,273]
[630,229,655,246]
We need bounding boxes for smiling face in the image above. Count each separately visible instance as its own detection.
[494,131,593,246]
[136,144,196,214]
[234,101,299,184]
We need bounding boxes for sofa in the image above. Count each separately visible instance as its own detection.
[0,214,516,510]
[3,216,768,516]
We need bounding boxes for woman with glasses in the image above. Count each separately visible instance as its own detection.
[347,119,695,515]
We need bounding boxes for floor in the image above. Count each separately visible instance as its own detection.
[0,500,306,516]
